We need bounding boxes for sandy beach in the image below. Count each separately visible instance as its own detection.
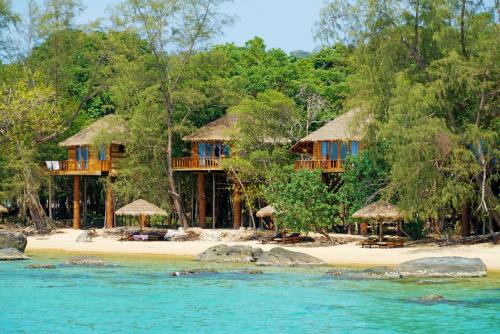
[26,228,500,270]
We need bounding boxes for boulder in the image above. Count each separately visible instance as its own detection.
[395,257,487,278]
[256,247,325,266]
[26,263,56,269]
[327,266,402,280]
[66,256,105,266]
[419,294,445,303]
[170,268,217,276]
[0,231,27,252]
[76,231,93,243]
[0,248,29,261]
[196,244,263,263]
[238,269,264,275]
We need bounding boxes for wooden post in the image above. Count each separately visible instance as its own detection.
[212,173,216,229]
[233,186,241,229]
[197,173,206,228]
[105,181,114,229]
[48,176,52,219]
[83,176,87,226]
[73,175,80,229]
[139,213,146,230]
[378,221,383,242]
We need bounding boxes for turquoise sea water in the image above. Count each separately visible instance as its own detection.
[1,252,499,334]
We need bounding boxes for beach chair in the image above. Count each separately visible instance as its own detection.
[282,233,301,244]
[259,232,282,244]
[361,238,378,248]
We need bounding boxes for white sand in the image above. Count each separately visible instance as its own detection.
[26,228,500,270]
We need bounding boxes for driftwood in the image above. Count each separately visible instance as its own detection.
[438,232,499,246]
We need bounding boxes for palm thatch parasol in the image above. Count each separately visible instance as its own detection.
[116,199,167,229]
[352,201,403,241]
[352,201,403,220]
[0,204,7,223]
[256,205,275,218]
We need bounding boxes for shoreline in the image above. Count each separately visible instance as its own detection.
[25,229,500,270]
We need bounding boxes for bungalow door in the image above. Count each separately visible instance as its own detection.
[198,143,206,167]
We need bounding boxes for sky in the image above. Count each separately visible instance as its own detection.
[12,0,326,53]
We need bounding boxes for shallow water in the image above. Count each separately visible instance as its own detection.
[1,252,499,334]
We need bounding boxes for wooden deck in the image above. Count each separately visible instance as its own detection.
[294,159,344,173]
[47,159,111,176]
[172,157,225,171]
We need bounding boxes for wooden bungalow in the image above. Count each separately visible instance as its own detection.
[45,114,127,229]
[291,108,367,173]
[173,114,242,229]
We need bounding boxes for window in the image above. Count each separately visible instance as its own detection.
[76,147,82,169]
[351,141,359,157]
[118,144,125,153]
[321,141,329,158]
[82,147,89,169]
[331,142,338,161]
[341,143,348,160]
[99,145,106,161]
[223,144,230,157]
[214,143,222,158]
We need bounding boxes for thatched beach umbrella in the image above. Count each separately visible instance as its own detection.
[0,205,7,223]
[116,199,168,229]
[256,205,275,218]
[352,201,403,241]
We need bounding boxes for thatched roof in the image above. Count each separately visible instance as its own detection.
[256,205,275,218]
[183,114,237,142]
[291,108,367,152]
[0,205,8,213]
[59,114,128,147]
[352,201,403,221]
[115,199,168,217]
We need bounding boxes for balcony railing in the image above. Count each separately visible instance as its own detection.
[294,159,344,173]
[172,157,225,170]
[46,159,111,175]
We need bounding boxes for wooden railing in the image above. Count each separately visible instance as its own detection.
[294,159,344,172]
[172,157,225,170]
[47,159,111,174]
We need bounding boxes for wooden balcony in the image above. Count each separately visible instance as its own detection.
[46,159,111,176]
[172,157,225,171]
[294,159,344,173]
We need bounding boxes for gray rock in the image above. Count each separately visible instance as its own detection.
[418,294,445,303]
[396,257,487,278]
[256,247,325,266]
[0,248,29,261]
[170,268,218,276]
[0,231,27,252]
[196,244,263,263]
[66,256,105,266]
[76,231,93,243]
[238,269,264,275]
[26,263,56,269]
[328,266,401,280]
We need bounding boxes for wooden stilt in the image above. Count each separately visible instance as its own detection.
[48,176,52,219]
[197,173,206,228]
[233,186,241,229]
[212,173,216,229]
[83,176,88,226]
[105,181,114,229]
[73,175,80,229]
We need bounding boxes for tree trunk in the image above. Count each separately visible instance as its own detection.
[26,192,54,233]
[461,202,470,237]
[460,0,469,59]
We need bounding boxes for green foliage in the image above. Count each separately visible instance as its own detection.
[264,169,336,235]
[335,152,389,225]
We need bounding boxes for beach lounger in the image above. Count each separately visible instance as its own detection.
[260,233,282,244]
[361,239,378,248]
[281,233,301,244]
